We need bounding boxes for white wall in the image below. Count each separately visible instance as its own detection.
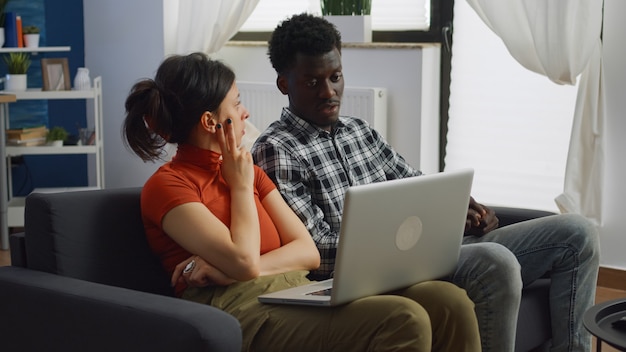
[83,0,166,188]
[599,0,626,270]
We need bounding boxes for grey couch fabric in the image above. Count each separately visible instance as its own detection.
[1,188,242,352]
[1,188,552,351]
[0,266,241,352]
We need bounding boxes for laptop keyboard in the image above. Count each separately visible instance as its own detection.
[306,288,333,296]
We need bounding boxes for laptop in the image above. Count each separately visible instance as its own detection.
[258,168,474,307]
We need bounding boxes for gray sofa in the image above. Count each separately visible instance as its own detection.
[1,187,242,352]
[0,187,553,351]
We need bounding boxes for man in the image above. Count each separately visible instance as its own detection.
[251,13,600,352]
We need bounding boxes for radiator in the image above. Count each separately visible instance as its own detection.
[237,81,388,139]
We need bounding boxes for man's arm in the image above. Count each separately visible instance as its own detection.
[253,142,338,280]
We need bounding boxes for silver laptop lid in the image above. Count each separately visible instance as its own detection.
[330,168,474,305]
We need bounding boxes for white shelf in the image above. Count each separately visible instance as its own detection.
[7,197,25,227]
[0,88,97,100]
[6,145,98,156]
[0,46,71,53]
[1,76,104,248]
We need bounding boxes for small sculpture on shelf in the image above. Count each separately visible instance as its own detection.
[73,67,91,90]
[46,126,68,147]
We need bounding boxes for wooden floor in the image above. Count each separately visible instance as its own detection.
[0,248,624,351]
[0,249,9,266]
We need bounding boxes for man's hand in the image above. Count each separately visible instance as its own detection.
[171,256,236,288]
[465,196,499,236]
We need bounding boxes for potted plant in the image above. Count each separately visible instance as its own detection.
[321,0,372,16]
[47,126,69,146]
[320,0,372,42]
[22,25,40,48]
[3,52,31,91]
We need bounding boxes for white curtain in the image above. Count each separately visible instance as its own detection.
[172,0,260,55]
[466,0,605,224]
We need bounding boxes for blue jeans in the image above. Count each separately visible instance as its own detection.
[448,213,600,352]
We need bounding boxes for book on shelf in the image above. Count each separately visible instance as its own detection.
[7,125,47,133]
[6,125,48,140]
[4,12,18,48]
[16,16,23,48]
[7,137,46,146]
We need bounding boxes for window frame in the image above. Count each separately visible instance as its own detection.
[231,0,446,44]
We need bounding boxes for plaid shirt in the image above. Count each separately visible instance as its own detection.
[252,108,422,280]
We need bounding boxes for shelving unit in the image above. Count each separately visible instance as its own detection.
[0,46,103,248]
[0,46,70,54]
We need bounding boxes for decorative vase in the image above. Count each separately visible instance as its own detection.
[324,15,372,43]
[5,74,27,91]
[73,67,91,90]
[23,33,39,48]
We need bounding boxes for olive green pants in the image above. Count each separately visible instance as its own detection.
[183,271,480,352]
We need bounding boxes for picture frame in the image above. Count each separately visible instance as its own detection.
[41,58,71,91]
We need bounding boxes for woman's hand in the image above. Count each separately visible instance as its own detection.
[171,255,236,288]
[216,119,254,191]
[464,196,499,236]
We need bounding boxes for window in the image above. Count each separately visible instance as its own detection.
[239,0,430,32]
[444,1,578,212]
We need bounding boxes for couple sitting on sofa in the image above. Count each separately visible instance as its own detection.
[122,13,599,352]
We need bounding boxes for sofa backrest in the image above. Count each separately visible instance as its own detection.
[24,187,174,296]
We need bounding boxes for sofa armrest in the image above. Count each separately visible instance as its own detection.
[490,206,557,227]
[9,232,26,268]
[0,266,242,352]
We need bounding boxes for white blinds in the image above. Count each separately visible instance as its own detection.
[445,0,579,212]
[239,0,429,31]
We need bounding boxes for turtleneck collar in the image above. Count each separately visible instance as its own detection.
[171,143,221,170]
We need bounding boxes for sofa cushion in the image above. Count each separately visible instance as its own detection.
[24,187,173,296]
[0,266,242,352]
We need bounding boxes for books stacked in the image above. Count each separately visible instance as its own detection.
[4,13,27,48]
[6,125,48,146]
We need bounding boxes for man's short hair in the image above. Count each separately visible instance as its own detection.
[268,13,342,74]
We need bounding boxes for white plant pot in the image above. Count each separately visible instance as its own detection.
[23,33,39,48]
[324,15,372,43]
[5,74,27,91]
[48,140,63,147]
[0,28,5,48]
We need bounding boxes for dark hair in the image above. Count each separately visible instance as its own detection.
[123,52,235,161]
[268,13,342,74]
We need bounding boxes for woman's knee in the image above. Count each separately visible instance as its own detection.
[358,295,431,326]
[349,296,433,351]
[401,281,475,314]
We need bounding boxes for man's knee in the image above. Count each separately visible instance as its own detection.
[456,243,523,302]
[461,243,522,281]
[544,214,599,260]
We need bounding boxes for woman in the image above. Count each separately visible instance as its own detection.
[123,52,481,352]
